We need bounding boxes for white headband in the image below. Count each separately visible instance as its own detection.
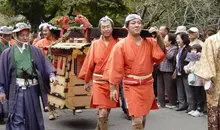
[125,14,142,23]
[99,16,114,26]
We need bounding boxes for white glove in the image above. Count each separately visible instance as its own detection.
[50,76,59,86]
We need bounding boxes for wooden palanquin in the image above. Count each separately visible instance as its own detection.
[47,27,152,110]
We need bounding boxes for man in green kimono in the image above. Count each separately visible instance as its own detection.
[0,26,12,124]
[0,22,58,130]
[0,26,13,55]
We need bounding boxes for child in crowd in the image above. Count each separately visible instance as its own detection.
[184,44,205,117]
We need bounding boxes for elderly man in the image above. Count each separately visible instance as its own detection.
[0,26,13,55]
[79,16,119,130]
[188,27,203,46]
[0,22,57,130]
[104,14,166,130]
[159,25,169,38]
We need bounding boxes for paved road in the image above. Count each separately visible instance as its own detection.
[0,108,207,130]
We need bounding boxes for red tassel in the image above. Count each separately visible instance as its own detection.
[54,58,58,69]
[60,57,63,69]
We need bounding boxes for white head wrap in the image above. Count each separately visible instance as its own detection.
[39,23,59,31]
[99,16,114,26]
[0,26,13,34]
[12,22,31,33]
[125,14,142,23]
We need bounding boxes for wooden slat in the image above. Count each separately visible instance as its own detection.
[48,95,65,109]
[68,75,85,87]
[65,96,91,109]
[66,86,90,96]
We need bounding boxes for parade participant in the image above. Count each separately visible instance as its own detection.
[34,23,60,120]
[7,26,16,46]
[78,16,119,130]
[32,23,49,45]
[0,26,13,55]
[104,14,166,130]
[0,26,13,124]
[194,31,220,130]
[34,23,60,54]
[0,22,57,130]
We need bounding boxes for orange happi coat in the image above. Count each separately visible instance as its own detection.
[104,34,166,117]
[34,38,54,55]
[78,35,119,108]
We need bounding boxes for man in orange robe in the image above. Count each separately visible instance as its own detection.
[104,14,166,130]
[78,16,119,130]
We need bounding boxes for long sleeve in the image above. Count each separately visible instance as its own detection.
[43,54,56,77]
[183,63,190,74]
[194,38,216,80]
[104,43,125,85]
[184,62,195,73]
[78,43,95,83]
[166,47,177,60]
[0,52,7,93]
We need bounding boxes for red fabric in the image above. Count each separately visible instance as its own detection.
[94,36,117,74]
[123,84,158,117]
[34,38,52,55]
[74,14,92,40]
[56,16,70,36]
[9,39,16,46]
[90,83,120,108]
[78,36,117,83]
[78,36,119,108]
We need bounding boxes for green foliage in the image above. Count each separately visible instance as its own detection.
[60,0,131,27]
[1,0,220,31]
[0,0,131,30]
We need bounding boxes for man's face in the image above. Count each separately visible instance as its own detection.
[17,29,30,43]
[188,32,198,40]
[100,21,113,37]
[1,34,12,43]
[127,19,142,36]
[159,26,168,38]
[42,26,52,39]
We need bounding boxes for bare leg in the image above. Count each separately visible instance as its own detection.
[132,116,144,130]
[48,104,58,120]
[95,108,109,130]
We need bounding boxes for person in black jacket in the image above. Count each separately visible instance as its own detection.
[173,32,192,112]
